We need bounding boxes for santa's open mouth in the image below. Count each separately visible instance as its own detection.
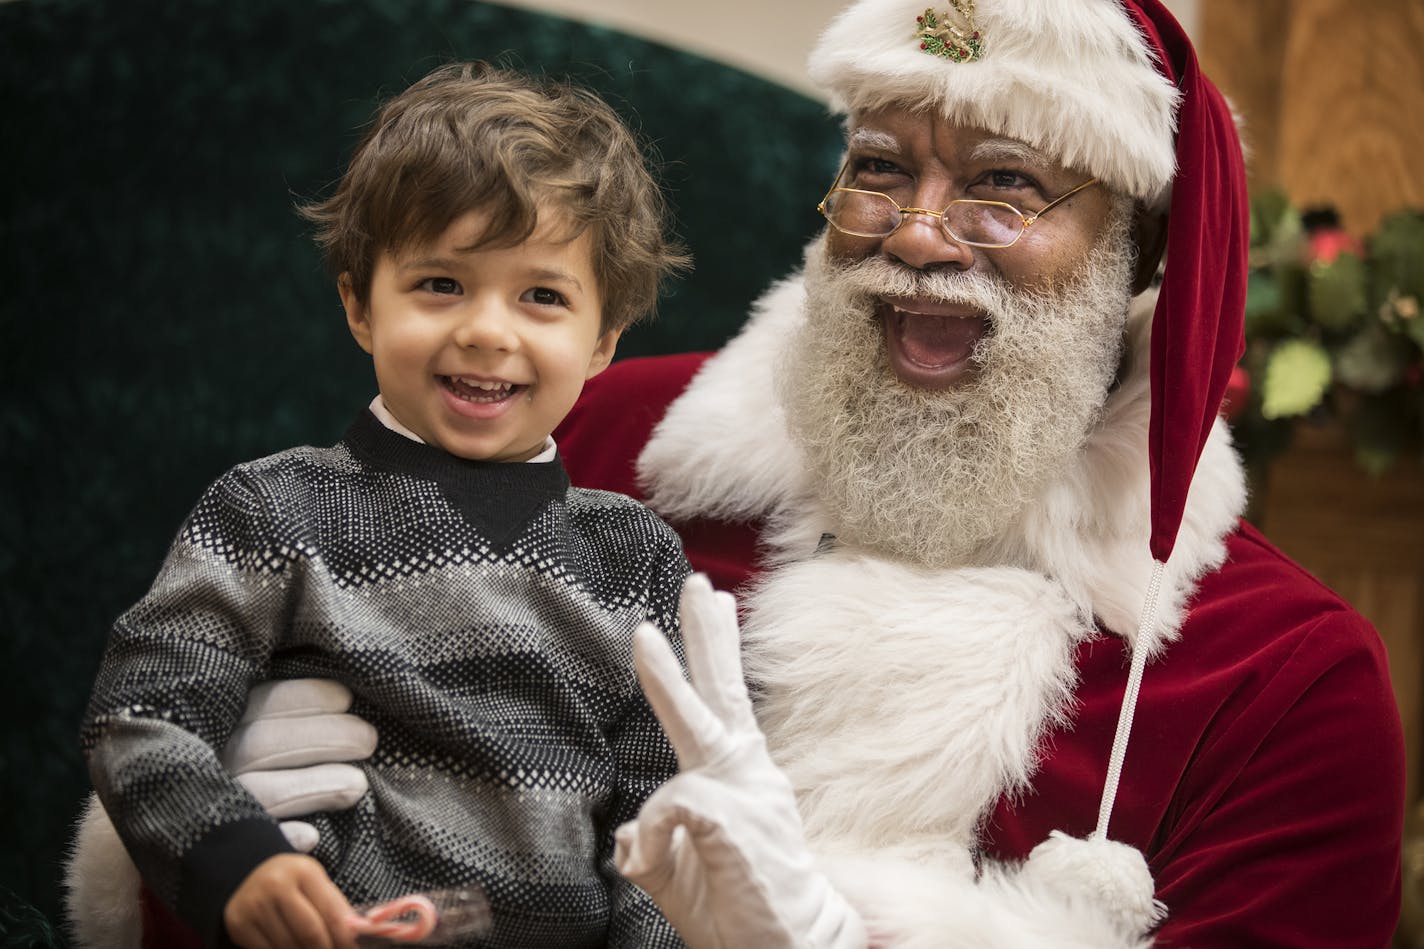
[878,299,988,388]
[439,375,526,404]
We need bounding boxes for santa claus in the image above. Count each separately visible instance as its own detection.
[548,0,1404,943]
[68,0,1403,945]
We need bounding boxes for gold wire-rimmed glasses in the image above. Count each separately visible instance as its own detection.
[817,160,1099,249]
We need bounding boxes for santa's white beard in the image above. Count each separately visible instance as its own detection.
[779,213,1136,567]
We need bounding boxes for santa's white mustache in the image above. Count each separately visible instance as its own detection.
[829,255,1049,316]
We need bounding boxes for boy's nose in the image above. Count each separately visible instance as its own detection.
[452,302,518,351]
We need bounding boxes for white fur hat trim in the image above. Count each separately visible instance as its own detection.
[808,0,1181,203]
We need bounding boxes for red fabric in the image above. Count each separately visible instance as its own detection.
[557,352,759,596]
[140,886,203,949]
[559,355,1404,946]
[986,522,1403,946]
[1123,0,1250,563]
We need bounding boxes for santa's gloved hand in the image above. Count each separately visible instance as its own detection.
[222,678,378,853]
[614,574,867,949]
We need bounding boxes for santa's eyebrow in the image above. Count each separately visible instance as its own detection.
[969,138,1054,167]
[845,128,902,152]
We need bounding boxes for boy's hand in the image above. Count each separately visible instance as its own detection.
[224,853,359,949]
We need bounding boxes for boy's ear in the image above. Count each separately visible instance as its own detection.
[585,329,622,379]
[338,273,373,354]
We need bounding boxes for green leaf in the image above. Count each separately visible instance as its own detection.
[1244,270,1289,337]
[1308,253,1368,332]
[1334,324,1411,392]
[1250,188,1292,246]
[1248,190,1306,271]
[1261,339,1333,419]
[1370,210,1424,302]
[1268,206,1305,266]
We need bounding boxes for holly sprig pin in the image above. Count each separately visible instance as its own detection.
[916,4,983,63]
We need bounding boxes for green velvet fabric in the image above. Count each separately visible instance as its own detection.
[0,0,842,938]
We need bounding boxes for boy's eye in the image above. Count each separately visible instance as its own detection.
[522,287,568,307]
[418,277,462,295]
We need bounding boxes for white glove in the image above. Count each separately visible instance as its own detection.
[221,678,378,853]
[614,574,867,949]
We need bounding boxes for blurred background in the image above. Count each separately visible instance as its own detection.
[2,0,1422,945]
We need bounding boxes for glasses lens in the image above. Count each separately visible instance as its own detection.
[823,190,900,238]
[944,201,1024,247]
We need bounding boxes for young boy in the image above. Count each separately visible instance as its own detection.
[81,62,691,948]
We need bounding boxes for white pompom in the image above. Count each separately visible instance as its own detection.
[1020,831,1166,936]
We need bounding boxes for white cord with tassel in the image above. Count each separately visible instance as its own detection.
[1018,559,1168,937]
[1095,558,1165,840]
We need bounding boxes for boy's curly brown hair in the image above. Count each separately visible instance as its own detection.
[300,62,689,332]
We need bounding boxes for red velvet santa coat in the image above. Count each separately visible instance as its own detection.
[557,278,1405,946]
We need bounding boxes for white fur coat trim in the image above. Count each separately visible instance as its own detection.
[637,271,1246,657]
[637,268,1247,942]
[819,846,1155,948]
[808,0,1181,206]
[740,543,1160,944]
[742,555,1090,849]
[65,793,142,949]
[638,274,813,527]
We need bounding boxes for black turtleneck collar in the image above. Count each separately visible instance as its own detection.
[342,409,570,547]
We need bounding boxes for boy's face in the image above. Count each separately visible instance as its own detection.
[341,207,618,463]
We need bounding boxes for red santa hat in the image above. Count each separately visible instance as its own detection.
[808,0,1249,566]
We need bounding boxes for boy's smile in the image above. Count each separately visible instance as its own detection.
[341,207,620,462]
[440,375,526,419]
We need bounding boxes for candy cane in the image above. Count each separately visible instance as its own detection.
[347,893,439,942]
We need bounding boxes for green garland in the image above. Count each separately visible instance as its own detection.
[1234,191,1424,475]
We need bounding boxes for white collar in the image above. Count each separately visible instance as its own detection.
[367,395,557,464]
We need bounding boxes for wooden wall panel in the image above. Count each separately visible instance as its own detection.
[1198,0,1290,192]
[1278,1,1424,236]
[1200,0,1424,236]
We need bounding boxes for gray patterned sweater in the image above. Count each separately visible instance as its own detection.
[81,410,689,947]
